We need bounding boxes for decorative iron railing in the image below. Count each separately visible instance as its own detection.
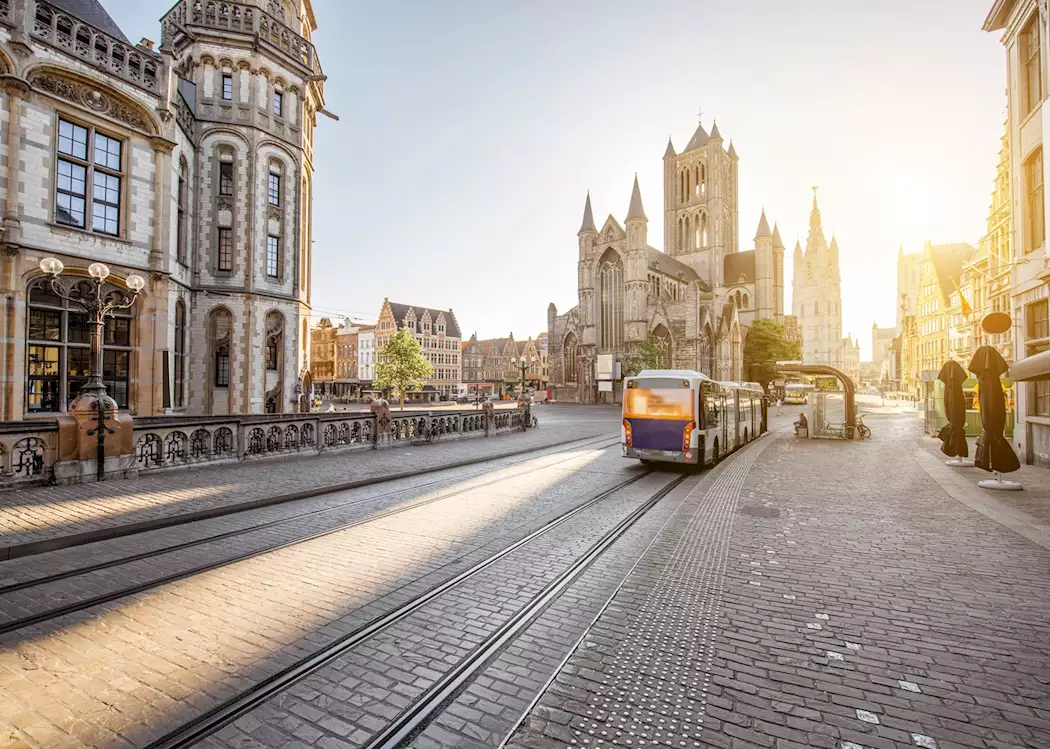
[29,0,161,93]
[161,0,321,75]
[0,421,61,489]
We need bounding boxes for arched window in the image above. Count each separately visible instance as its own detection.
[209,307,232,390]
[26,277,133,412]
[564,332,578,382]
[174,300,186,407]
[699,211,708,247]
[598,249,624,350]
[176,156,188,264]
[731,325,742,380]
[700,328,714,377]
[685,215,692,251]
[694,165,700,198]
[741,292,749,309]
[651,324,672,368]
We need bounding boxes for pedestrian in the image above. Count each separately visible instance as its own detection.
[776,398,783,416]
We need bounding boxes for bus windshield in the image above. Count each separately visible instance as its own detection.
[624,380,695,420]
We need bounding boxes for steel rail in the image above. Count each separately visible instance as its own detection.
[0,437,622,635]
[362,474,688,749]
[0,434,619,596]
[142,472,661,749]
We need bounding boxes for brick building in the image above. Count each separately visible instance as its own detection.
[0,0,327,418]
[375,300,461,398]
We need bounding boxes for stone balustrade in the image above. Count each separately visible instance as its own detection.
[28,0,161,93]
[0,408,525,487]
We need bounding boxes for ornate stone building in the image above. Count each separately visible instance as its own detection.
[462,333,545,397]
[547,119,785,403]
[0,0,325,418]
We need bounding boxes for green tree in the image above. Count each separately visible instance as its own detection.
[622,334,669,377]
[374,327,434,410]
[743,319,801,389]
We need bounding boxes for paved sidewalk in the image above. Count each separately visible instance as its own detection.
[509,410,1050,749]
[0,405,617,558]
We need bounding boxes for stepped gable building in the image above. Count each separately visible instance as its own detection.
[791,190,858,374]
[0,0,327,417]
[547,119,785,403]
[375,300,462,397]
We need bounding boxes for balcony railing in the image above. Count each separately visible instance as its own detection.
[162,0,321,75]
[30,0,161,93]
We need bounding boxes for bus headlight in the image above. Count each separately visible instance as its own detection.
[683,421,695,451]
[623,419,632,447]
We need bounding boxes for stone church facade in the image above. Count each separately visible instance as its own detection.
[0,0,325,418]
[547,120,785,403]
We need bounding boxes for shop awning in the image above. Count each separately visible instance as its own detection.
[1009,349,1050,382]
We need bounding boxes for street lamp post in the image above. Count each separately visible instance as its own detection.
[39,258,145,481]
[512,356,536,396]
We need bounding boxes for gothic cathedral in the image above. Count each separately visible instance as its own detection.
[547,119,785,403]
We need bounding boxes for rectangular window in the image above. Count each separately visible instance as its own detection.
[1026,148,1045,253]
[1024,16,1044,117]
[267,235,280,277]
[268,173,281,206]
[1027,299,1049,341]
[56,119,122,235]
[273,91,283,117]
[222,74,233,100]
[219,162,234,196]
[218,228,233,271]
[215,349,230,387]
[1026,300,1050,416]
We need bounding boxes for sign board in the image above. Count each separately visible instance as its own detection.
[598,381,613,392]
[773,379,786,388]
[816,376,838,392]
[596,354,615,380]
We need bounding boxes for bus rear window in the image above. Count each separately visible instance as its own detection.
[624,387,694,420]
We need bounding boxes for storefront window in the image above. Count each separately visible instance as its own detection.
[25,280,133,412]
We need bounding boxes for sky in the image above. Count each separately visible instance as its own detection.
[109,0,1007,360]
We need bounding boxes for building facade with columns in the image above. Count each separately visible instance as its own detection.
[0,0,325,419]
[547,119,785,403]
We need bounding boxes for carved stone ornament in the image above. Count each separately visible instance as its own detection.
[30,74,153,133]
[217,197,233,212]
[267,205,281,220]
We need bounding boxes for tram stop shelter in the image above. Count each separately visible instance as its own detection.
[776,361,857,440]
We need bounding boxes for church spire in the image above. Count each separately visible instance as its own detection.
[772,223,785,250]
[626,175,646,221]
[806,186,826,253]
[710,120,722,140]
[685,120,710,151]
[578,191,596,234]
[664,137,676,158]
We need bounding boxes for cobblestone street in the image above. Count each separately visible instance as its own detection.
[1,406,1048,749]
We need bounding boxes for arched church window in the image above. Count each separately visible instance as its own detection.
[651,325,672,368]
[598,249,624,350]
[741,292,749,309]
[685,215,692,251]
[563,332,578,382]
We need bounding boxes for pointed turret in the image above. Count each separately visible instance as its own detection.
[806,189,826,253]
[685,121,710,151]
[754,209,772,239]
[578,192,596,234]
[897,243,904,259]
[664,137,676,158]
[772,223,785,250]
[626,175,646,221]
[710,120,722,140]
[727,140,738,160]
[830,235,839,252]
[793,240,803,258]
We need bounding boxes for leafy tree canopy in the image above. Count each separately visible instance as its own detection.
[623,334,669,378]
[374,327,434,409]
[743,319,801,389]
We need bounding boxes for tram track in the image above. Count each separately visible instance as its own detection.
[142,471,688,749]
[0,434,622,635]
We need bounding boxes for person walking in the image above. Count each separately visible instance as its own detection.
[776,398,783,416]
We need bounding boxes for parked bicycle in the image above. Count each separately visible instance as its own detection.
[855,414,871,439]
[411,421,442,445]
